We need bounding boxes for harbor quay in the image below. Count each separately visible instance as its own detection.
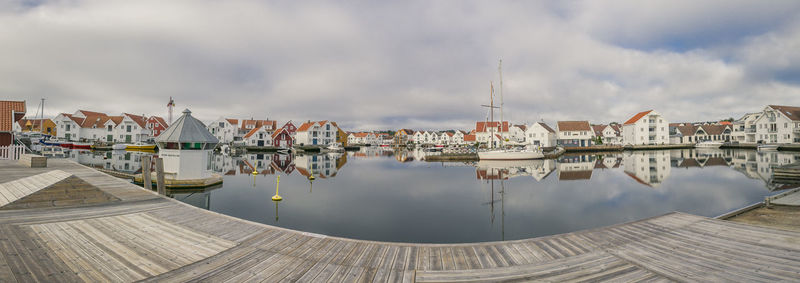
[0,159,799,282]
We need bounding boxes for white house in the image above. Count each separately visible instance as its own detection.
[112,113,149,144]
[525,122,557,147]
[243,125,274,146]
[556,121,594,147]
[451,130,467,145]
[348,132,377,145]
[731,113,761,143]
[208,118,239,144]
[296,120,339,146]
[622,110,669,145]
[752,105,800,144]
[592,124,622,145]
[437,132,453,145]
[508,125,527,143]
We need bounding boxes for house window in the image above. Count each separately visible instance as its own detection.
[127,125,131,132]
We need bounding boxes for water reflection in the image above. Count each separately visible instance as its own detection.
[48,146,800,243]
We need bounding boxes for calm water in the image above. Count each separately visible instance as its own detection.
[59,147,799,243]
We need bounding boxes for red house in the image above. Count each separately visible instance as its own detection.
[280,121,297,136]
[271,127,293,148]
[1,101,26,147]
[146,116,168,137]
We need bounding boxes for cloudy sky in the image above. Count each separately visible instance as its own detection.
[2,0,800,130]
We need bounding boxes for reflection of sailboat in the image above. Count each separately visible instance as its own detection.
[480,166,506,241]
[476,159,555,181]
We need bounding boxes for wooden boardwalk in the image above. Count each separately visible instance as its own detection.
[1,160,800,282]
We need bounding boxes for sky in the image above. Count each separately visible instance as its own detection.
[2,0,800,131]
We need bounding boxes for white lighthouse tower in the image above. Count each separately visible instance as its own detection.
[155,109,219,180]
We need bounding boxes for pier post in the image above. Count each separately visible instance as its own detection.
[141,155,152,191]
[155,157,166,196]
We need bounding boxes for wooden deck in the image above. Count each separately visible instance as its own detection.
[1,160,800,282]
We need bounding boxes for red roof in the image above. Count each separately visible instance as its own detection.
[557,121,592,132]
[1,101,26,132]
[243,125,263,139]
[536,122,556,133]
[476,121,509,132]
[226,119,239,126]
[296,120,334,132]
[769,105,800,121]
[464,134,476,142]
[77,110,105,117]
[124,113,147,128]
[624,110,653,125]
[271,127,290,139]
[240,119,275,131]
[148,116,168,128]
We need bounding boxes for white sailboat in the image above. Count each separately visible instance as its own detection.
[478,60,544,160]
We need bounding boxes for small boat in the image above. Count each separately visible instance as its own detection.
[695,141,723,148]
[326,143,344,152]
[59,142,73,148]
[113,143,131,150]
[757,144,779,151]
[70,142,92,149]
[127,143,157,151]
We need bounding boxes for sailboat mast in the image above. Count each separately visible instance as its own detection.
[489,82,494,149]
[498,59,504,148]
[40,98,45,132]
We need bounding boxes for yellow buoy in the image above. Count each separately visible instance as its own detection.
[308,166,316,180]
[253,170,258,175]
[272,175,282,201]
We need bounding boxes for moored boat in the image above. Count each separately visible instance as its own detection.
[478,148,544,160]
[113,143,131,150]
[757,144,779,151]
[695,141,723,148]
[70,142,92,149]
[326,143,344,152]
[127,143,157,151]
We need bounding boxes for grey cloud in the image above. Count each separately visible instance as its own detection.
[1,0,800,130]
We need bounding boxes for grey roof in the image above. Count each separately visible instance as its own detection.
[156,109,219,144]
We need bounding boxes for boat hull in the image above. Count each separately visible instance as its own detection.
[695,142,723,148]
[478,150,544,160]
[126,145,157,150]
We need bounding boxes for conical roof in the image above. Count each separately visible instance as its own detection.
[156,109,219,144]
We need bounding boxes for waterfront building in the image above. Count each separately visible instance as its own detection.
[438,132,454,145]
[451,130,467,145]
[731,113,761,143]
[592,124,622,145]
[242,125,274,147]
[113,113,149,143]
[525,122,557,147]
[145,116,169,139]
[464,133,477,145]
[17,118,57,136]
[336,127,349,146]
[0,100,26,147]
[556,121,594,147]
[348,132,377,145]
[669,123,698,144]
[155,109,219,180]
[752,105,800,144]
[272,127,294,148]
[296,120,339,146]
[622,110,669,145]
[394,129,415,145]
[623,150,671,188]
[695,124,732,142]
[279,121,297,141]
[508,125,527,144]
[207,118,239,144]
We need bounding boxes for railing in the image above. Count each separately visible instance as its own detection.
[746,127,756,133]
[0,145,26,160]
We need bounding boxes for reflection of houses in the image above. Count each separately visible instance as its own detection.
[271,153,295,174]
[475,159,555,181]
[731,150,800,190]
[595,156,622,169]
[623,150,671,188]
[211,154,237,175]
[557,154,594,180]
[294,154,347,179]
